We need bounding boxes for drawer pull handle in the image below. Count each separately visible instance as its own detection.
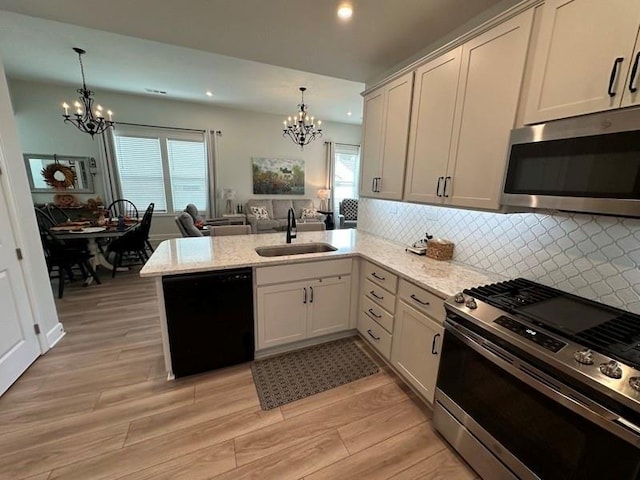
[410,294,430,306]
[368,308,382,319]
[367,329,381,341]
[431,333,441,355]
[371,272,386,281]
[369,290,384,300]
[608,57,624,97]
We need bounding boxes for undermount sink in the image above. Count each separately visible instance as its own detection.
[255,242,338,257]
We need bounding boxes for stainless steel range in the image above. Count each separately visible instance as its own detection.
[434,278,640,480]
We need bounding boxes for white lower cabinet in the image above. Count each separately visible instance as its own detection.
[255,259,352,350]
[391,301,444,404]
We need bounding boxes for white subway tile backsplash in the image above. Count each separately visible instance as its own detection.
[358,198,640,313]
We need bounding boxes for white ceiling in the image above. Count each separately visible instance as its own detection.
[0,0,518,125]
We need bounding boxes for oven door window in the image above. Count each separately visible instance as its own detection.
[504,130,640,199]
[437,331,640,480]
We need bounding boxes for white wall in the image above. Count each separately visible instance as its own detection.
[0,65,62,348]
[8,79,362,238]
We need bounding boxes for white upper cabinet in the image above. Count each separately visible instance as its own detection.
[403,9,533,210]
[360,72,413,200]
[524,0,640,124]
[404,47,462,204]
[447,9,534,210]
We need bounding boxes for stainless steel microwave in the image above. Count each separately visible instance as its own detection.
[501,107,640,217]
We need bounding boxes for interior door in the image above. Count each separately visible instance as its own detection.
[0,173,40,396]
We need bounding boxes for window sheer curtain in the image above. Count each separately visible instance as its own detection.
[324,141,336,211]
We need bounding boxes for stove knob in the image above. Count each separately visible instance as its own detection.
[599,360,623,379]
[630,377,640,393]
[465,298,478,309]
[573,349,594,365]
[454,292,465,304]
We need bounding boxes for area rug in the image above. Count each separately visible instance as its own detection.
[251,337,380,410]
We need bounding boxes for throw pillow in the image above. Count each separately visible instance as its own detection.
[301,207,320,220]
[250,206,269,220]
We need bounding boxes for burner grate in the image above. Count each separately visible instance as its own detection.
[575,313,640,369]
[464,278,560,312]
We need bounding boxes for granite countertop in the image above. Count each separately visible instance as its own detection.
[140,229,504,298]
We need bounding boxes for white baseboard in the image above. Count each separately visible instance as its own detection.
[254,330,357,360]
[45,321,66,349]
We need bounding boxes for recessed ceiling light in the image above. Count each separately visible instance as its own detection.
[206,91,213,97]
[347,111,352,116]
[337,3,353,20]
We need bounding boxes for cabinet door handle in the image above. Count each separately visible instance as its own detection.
[367,329,381,341]
[303,287,307,304]
[443,176,451,198]
[431,333,441,355]
[368,308,382,319]
[369,290,384,300]
[375,177,381,192]
[309,286,314,303]
[630,52,640,93]
[371,272,385,281]
[410,294,430,306]
[436,176,443,197]
[371,177,376,192]
[608,57,624,97]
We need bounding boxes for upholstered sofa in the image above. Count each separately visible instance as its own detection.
[245,199,324,233]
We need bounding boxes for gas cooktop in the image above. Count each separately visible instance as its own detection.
[463,278,640,370]
[445,278,640,413]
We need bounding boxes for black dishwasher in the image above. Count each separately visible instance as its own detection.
[162,268,254,378]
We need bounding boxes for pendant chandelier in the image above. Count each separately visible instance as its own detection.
[62,47,114,138]
[283,87,322,149]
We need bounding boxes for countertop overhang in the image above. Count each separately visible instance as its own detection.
[140,229,503,298]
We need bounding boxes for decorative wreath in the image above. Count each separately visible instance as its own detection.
[41,163,76,189]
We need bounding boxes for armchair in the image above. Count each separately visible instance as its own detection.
[339,198,358,229]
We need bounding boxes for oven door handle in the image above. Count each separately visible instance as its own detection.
[444,319,640,447]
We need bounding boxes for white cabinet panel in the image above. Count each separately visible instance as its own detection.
[257,281,308,349]
[404,47,462,203]
[447,9,534,210]
[391,301,444,404]
[308,276,351,338]
[360,90,385,197]
[525,0,640,124]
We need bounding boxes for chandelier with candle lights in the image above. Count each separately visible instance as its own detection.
[62,48,114,138]
[283,87,322,149]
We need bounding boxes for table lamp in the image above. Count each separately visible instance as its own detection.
[223,188,236,214]
[317,189,330,211]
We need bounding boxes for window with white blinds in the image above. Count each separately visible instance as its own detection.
[334,143,360,206]
[112,127,208,213]
[113,135,167,212]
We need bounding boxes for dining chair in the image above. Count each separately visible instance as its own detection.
[296,222,326,232]
[140,203,155,254]
[45,203,71,224]
[106,225,149,278]
[210,225,252,236]
[34,207,55,230]
[107,199,139,220]
[39,225,100,298]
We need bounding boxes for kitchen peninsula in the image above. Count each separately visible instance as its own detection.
[141,229,502,390]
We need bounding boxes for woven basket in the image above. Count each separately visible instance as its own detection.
[426,239,454,261]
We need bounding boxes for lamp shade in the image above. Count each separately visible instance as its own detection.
[223,188,236,200]
[316,189,330,200]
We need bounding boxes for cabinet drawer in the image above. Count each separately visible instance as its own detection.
[362,295,394,334]
[256,258,352,285]
[358,311,392,360]
[364,278,396,313]
[363,262,398,293]
[398,279,445,324]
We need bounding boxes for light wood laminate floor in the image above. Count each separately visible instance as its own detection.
[0,267,478,479]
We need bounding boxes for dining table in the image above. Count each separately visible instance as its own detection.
[51,221,138,284]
